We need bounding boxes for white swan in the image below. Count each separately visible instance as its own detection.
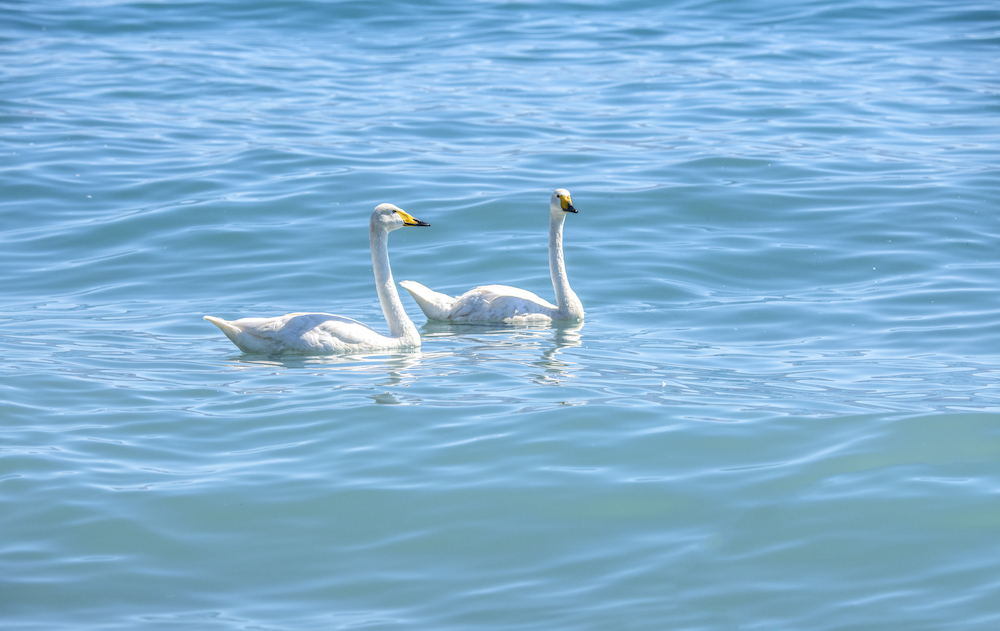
[400,188,584,324]
[204,203,429,354]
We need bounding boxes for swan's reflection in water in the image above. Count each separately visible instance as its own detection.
[225,348,424,374]
[219,348,431,403]
[420,320,584,386]
[536,320,584,383]
[211,321,585,404]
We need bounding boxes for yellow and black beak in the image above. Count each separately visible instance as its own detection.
[398,210,430,227]
[559,195,578,213]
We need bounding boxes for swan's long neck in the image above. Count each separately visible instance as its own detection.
[549,213,584,320]
[371,227,418,341]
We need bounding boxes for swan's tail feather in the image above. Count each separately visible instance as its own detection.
[399,280,455,321]
[204,315,246,347]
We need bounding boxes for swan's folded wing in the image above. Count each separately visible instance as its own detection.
[307,313,384,345]
[450,285,557,322]
[226,312,384,353]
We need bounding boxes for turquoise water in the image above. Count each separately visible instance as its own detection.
[3,0,999,628]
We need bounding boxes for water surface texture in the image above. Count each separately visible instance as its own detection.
[2,1,999,629]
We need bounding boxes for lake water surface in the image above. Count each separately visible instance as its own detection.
[2,1,999,629]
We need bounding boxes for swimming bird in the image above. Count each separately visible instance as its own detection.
[399,189,584,324]
[204,203,429,354]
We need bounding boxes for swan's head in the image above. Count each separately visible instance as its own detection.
[550,188,577,216]
[371,203,430,233]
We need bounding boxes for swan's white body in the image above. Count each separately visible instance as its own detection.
[204,203,429,354]
[400,189,584,324]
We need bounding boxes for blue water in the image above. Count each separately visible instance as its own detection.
[2,1,999,628]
